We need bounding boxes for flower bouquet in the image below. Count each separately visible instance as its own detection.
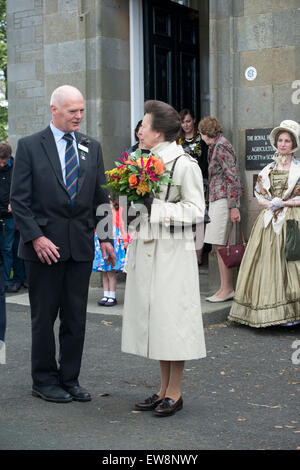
[103,149,173,203]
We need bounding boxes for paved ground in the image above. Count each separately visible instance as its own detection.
[1,270,300,451]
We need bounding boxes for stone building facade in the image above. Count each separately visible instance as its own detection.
[7,0,131,170]
[210,0,300,231]
[7,0,300,242]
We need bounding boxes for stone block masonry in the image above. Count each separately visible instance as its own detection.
[7,0,130,171]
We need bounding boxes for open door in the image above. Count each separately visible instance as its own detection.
[143,0,200,117]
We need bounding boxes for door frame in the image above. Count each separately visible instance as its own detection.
[129,0,207,144]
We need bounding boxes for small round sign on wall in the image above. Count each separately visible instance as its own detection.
[245,66,257,81]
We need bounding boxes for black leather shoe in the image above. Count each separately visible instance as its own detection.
[32,385,73,403]
[63,385,91,402]
[135,393,163,411]
[6,283,21,293]
[97,296,109,306]
[105,298,117,307]
[154,396,183,416]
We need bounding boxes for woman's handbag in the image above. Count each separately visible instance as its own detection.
[218,222,247,268]
[166,154,209,230]
[285,218,300,261]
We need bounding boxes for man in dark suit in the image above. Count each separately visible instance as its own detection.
[10,85,115,403]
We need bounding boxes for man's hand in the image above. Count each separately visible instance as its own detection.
[32,236,60,265]
[230,207,241,223]
[100,242,116,267]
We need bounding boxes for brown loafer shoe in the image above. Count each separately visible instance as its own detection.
[154,396,183,417]
[135,393,163,411]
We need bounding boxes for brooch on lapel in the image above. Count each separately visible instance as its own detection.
[78,138,90,160]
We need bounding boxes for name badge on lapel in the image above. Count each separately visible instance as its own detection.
[78,143,89,154]
[78,140,89,160]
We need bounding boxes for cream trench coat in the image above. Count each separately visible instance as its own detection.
[121,141,207,361]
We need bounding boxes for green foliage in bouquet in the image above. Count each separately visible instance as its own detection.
[103,149,173,202]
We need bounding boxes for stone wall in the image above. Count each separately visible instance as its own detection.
[7,0,300,227]
[210,0,300,235]
[7,0,45,150]
[7,0,130,169]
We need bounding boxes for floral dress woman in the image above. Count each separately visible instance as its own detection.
[178,133,208,200]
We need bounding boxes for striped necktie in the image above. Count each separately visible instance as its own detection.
[63,133,79,206]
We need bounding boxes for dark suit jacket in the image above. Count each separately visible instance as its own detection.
[10,126,111,262]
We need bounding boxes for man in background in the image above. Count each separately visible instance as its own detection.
[0,143,26,293]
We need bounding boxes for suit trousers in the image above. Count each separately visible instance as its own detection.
[26,258,93,388]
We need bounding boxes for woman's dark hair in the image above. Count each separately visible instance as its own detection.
[144,100,181,142]
[274,130,297,151]
[179,108,197,140]
[134,120,142,142]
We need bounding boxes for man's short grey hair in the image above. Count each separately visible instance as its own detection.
[50,85,83,107]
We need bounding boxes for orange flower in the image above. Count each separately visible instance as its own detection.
[129,174,138,188]
[125,159,138,166]
[152,157,165,175]
[136,180,149,196]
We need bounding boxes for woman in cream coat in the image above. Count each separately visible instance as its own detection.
[121,100,206,416]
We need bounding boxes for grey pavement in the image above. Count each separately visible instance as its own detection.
[5,267,225,317]
[1,269,300,451]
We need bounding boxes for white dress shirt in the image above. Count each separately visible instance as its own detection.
[50,121,79,184]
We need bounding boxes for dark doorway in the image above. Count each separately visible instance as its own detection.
[143,0,200,118]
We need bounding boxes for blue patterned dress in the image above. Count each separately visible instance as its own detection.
[92,224,126,272]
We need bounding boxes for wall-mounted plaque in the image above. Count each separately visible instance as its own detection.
[245,128,273,170]
[245,66,257,81]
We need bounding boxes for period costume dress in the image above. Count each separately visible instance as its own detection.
[228,157,300,327]
[121,141,206,360]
